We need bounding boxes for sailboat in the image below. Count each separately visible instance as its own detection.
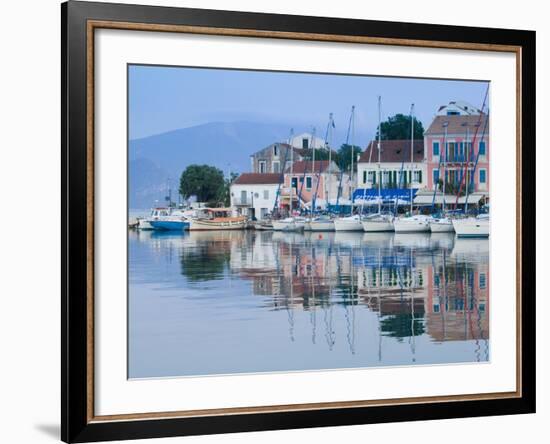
[273,129,306,232]
[430,121,454,233]
[452,212,489,237]
[394,103,430,233]
[363,96,395,233]
[333,107,364,232]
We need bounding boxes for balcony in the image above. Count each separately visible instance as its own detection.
[233,197,253,206]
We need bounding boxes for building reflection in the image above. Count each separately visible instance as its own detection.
[129,229,489,351]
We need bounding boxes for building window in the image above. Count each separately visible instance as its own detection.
[433,141,440,157]
[479,141,486,156]
[263,190,269,200]
[433,169,440,187]
[273,144,278,156]
[259,160,266,173]
[363,170,367,184]
[291,177,297,188]
[479,273,487,289]
[370,171,376,184]
[302,138,309,149]
[413,170,422,183]
[272,161,280,173]
[480,169,487,184]
[306,176,312,189]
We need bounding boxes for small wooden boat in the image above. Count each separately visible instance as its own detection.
[253,221,274,230]
[188,208,247,231]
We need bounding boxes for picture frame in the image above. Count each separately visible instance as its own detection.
[61,1,536,442]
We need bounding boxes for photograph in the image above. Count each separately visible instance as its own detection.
[127,65,491,378]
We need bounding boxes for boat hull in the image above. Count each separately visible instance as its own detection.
[362,220,394,232]
[393,218,431,233]
[149,220,190,231]
[333,219,363,231]
[452,218,489,237]
[430,221,454,233]
[188,219,247,231]
[272,221,305,232]
[137,219,154,230]
[308,221,335,231]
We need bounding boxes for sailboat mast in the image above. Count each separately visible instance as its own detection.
[464,125,470,214]
[289,129,294,215]
[377,96,382,214]
[350,105,355,215]
[327,113,333,210]
[442,122,448,214]
[410,103,415,214]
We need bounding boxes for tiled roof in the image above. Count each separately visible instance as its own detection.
[425,114,489,135]
[358,140,424,163]
[233,173,282,185]
[284,160,332,174]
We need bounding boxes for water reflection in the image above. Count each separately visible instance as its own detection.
[129,230,489,378]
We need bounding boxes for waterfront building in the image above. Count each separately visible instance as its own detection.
[288,131,326,150]
[230,173,282,220]
[424,112,489,201]
[279,160,350,211]
[435,100,483,116]
[249,142,308,174]
[354,140,425,205]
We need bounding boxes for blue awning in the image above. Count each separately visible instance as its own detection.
[353,188,418,204]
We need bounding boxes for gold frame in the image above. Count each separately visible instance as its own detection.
[86,20,523,424]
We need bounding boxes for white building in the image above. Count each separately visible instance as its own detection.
[356,139,427,190]
[289,132,326,150]
[230,173,282,220]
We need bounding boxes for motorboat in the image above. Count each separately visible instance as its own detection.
[187,208,247,231]
[149,218,190,231]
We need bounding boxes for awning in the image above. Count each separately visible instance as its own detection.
[353,188,418,205]
[413,193,455,205]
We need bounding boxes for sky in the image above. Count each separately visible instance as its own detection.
[129,64,489,146]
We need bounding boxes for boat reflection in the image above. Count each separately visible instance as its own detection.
[128,228,489,376]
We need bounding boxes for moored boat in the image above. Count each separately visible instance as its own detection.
[272,217,306,232]
[429,217,454,233]
[393,215,431,233]
[138,207,172,230]
[307,215,335,231]
[149,218,190,231]
[452,214,489,238]
[362,213,394,232]
[333,214,363,231]
[188,208,247,231]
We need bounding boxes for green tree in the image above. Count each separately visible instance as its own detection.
[179,164,225,204]
[337,144,363,172]
[376,114,424,140]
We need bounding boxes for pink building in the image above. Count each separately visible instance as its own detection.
[280,160,349,211]
[424,113,489,198]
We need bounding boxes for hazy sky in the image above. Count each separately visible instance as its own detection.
[129,64,489,145]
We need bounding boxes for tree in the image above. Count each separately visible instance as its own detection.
[337,144,363,172]
[179,164,225,204]
[376,113,424,140]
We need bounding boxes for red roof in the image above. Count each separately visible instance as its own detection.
[425,114,489,135]
[358,140,424,163]
[284,160,332,174]
[233,173,282,185]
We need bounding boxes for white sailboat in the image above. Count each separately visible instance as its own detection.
[333,214,363,231]
[307,215,335,231]
[429,121,454,233]
[333,107,364,232]
[273,129,306,232]
[364,96,394,233]
[452,213,489,237]
[393,103,430,233]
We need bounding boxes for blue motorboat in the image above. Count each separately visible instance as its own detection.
[149,219,190,231]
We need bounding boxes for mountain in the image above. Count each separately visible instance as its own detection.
[128,121,350,209]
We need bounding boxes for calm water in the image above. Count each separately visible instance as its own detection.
[128,230,489,378]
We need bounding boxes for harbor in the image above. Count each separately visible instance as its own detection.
[129,229,489,378]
